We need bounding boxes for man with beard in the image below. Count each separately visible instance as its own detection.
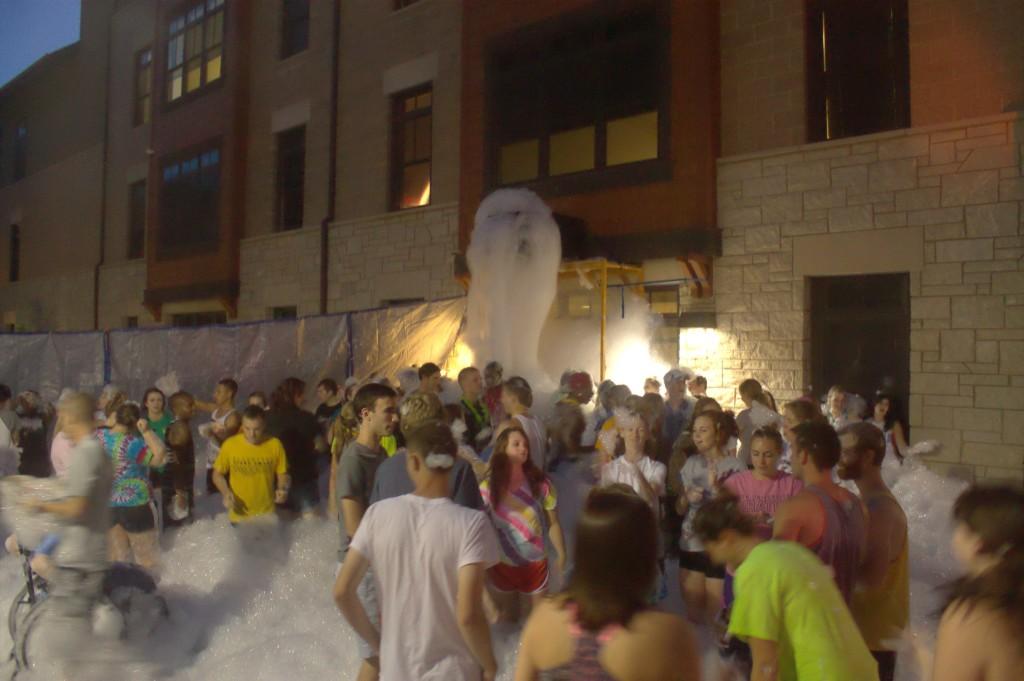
[838,422,909,681]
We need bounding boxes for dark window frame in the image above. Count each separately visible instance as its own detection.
[171,310,227,327]
[389,83,433,211]
[128,179,148,259]
[8,225,19,283]
[274,125,306,231]
[134,47,153,126]
[484,1,671,196]
[393,0,423,10]
[157,139,223,259]
[164,0,226,107]
[280,0,310,59]
[805,0,910,142]
[270,305,298,320]
[13,123,27,182]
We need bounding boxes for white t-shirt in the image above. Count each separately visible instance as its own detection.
[514,413,548,471]
[600,455,667,511]
[350,494,500,681]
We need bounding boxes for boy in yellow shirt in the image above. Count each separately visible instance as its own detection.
[212,405,289,523]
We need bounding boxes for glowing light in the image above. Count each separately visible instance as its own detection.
[444,338,475,375]
[679,327,721,358]
[605,337,670,395]
[417,180,431,207]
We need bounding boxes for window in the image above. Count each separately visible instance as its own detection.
[159,144,221,253]
[128,180,147,259]
[394,0,422,8]
[807,0,909,141]
[390,85,432,210]
[280,0,310,59]
[125,316,139,328]
[8,225,20,283]
[490,6,663,187]
[171,311,226,327]
[270,305,297,320]
[13,124,27,181]
[166,0,225,103]
[275,125,306,231]
[134,48,153,125]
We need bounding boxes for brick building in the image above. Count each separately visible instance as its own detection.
[1,0,1022,481]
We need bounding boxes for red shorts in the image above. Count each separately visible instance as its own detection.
[488,560,549,595]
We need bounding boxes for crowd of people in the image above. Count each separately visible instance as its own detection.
[0,362,1021,681]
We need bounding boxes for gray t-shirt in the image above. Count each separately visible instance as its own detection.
[370,449,483,510]
[336,440,385,561]
[679,453,746,551]
[55,436,113,570]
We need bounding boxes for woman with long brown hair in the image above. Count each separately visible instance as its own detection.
[928,485,1024,681]
[514,487,700,680]
[481,426,567,619]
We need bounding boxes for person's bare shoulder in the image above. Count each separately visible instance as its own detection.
[614,612,699,680]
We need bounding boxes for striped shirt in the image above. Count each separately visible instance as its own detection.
[480,477,556,565]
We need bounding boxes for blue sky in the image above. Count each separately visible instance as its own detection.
[0,0,81,89]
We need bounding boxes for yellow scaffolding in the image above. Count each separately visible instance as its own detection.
[558,258,644,381]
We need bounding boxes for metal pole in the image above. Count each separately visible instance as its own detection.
[599,261,608,382]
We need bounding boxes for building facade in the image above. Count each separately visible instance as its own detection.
[1,0,1021,481]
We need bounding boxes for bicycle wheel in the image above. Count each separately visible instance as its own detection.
[7,583,30,642]
[13,598,46,671]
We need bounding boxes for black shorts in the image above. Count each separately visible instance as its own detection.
[110,504,156,533]
[678,550,726,579]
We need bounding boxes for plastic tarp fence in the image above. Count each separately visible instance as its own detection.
[1,298,468,402]
[351,298,466,381]
[108,315,353,403]
[0,332,105,402]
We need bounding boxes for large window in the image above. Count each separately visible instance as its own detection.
[13,124,27,182]
[128,180,147,259]
[280,0,310,59]
[172,311,226,327]
[390,84,432,210]
[166,0,225,103]
[159,144,221,253]
[490,6,663,188]
[8,225,20,283]
[807,0,909,141]
[134,48,153,125]
[275,125,306,230]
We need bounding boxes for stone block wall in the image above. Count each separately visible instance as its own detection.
[97,260,150,329]
[707,112,1024,483]
[238,226,324,320]
[327,202,462,312]
[0,269,96,332]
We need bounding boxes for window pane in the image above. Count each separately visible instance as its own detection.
[403,120,417,163]
[415,91,432,109]
[549,126,595,176]
[206,11,224,48]
[206,46,222,82]
[499,139,539,184]
[414,115,432,160]
[186,58,202,92]
[169,68,183,100]
[400,161,431,209]
[186,24,203,59]
[607,111,659,166]
[648,287,679,314]
[139,95,151,124]
[168,35,184,68]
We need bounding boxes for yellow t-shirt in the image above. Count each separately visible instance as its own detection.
[214,434,288,523]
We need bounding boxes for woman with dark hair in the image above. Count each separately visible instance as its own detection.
[928,485,1024,681]
[142,387,172,440]
[676,410,745,624]
[98,402,166,575]
[265,376,325,518]
[868,391,908,463]
[481,426,566,619]
[15,390,51,477]
[514,488,700,680]
[736,379,783,466]
[779,398,825,474]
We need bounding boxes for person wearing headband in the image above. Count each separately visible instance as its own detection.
[334,422,500,681]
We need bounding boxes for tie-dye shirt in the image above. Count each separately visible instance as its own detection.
[96,429,153,507]
[480,477,556,565]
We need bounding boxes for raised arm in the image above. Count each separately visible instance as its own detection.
[138,420,167,467]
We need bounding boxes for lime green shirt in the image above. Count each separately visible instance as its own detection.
[729,541,878,681]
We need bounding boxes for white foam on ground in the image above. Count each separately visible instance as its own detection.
[0,451,963,680]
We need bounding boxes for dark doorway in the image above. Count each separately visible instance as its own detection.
[810,274,910,417]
